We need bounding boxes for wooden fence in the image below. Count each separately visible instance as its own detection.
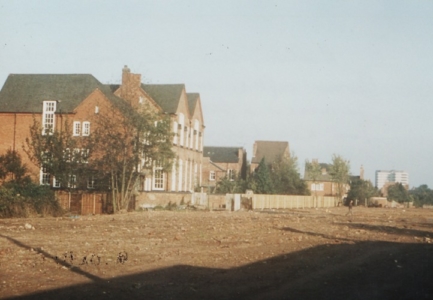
[57,191,338,214]
[191,193,339,210]
[56,191,108,215]
[251,194,339,210]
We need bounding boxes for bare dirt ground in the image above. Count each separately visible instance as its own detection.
[1,206,433,300]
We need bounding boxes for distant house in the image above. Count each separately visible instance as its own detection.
[250,140,289,172]
[202,146,247,192]
[0,66,205,192]
[304,160,342,198]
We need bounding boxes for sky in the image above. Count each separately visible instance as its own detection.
[1,0,433,187]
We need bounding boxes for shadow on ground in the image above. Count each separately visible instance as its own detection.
[335,222,433,239]
[4,234,433,300]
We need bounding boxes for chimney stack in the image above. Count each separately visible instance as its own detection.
[120,65,142,104]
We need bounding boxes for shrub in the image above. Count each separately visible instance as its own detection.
[0,183,62,218]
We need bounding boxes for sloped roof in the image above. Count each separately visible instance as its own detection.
[141,84,185,114]
[203,146,241,163]
[0,74,123,113]
[304,162,333,181]
[251,141,289,164]
[107,84,120,93]
[187,93,199,117]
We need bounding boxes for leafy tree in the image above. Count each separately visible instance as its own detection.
[88,103,175,211]
[329,154,350,200]
[387,182,412,204]
[305,159,322,196]
[271,154,309,195]
[0,150,31,184]
[347,178,378,206]
[25,118,91,189]
[251,158,274,194]
[0,150,60,218]
[410,185,433,207]
[215,172,247,194]
[25,102,175,213]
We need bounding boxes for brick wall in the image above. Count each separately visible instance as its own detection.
[135,192,192,209]
[0,113,41,181]
[0,89,118,182]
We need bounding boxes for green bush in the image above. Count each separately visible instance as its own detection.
[0,183,63,218]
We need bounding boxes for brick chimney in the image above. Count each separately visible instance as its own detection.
[120,65,141,104]
[122,65,130,82]
[122,65,141,88]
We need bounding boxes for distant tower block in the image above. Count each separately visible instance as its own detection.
[360,165,364,180]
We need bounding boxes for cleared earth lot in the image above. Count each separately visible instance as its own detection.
[1,207,432,299]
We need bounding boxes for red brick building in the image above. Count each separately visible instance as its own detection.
[0,66,205,192]
[202,146,247,192]
[303,160,349,198]
[250,140,290,172]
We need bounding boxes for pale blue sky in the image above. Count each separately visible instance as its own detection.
[1,0,432,187]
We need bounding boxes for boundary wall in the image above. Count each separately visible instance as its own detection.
[251,195,338,209]
[135,192,192,209]
[55,191,108,215]
[60,190,417,214]
[134,192,339,211]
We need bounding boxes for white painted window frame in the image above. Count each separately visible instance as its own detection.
[82,121,90,136]
[42,101,56,135]
[153,165,165,191]
[73,121,81,136]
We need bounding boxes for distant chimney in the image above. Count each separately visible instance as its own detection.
[122,65,140,87]
[120,65,142,104]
